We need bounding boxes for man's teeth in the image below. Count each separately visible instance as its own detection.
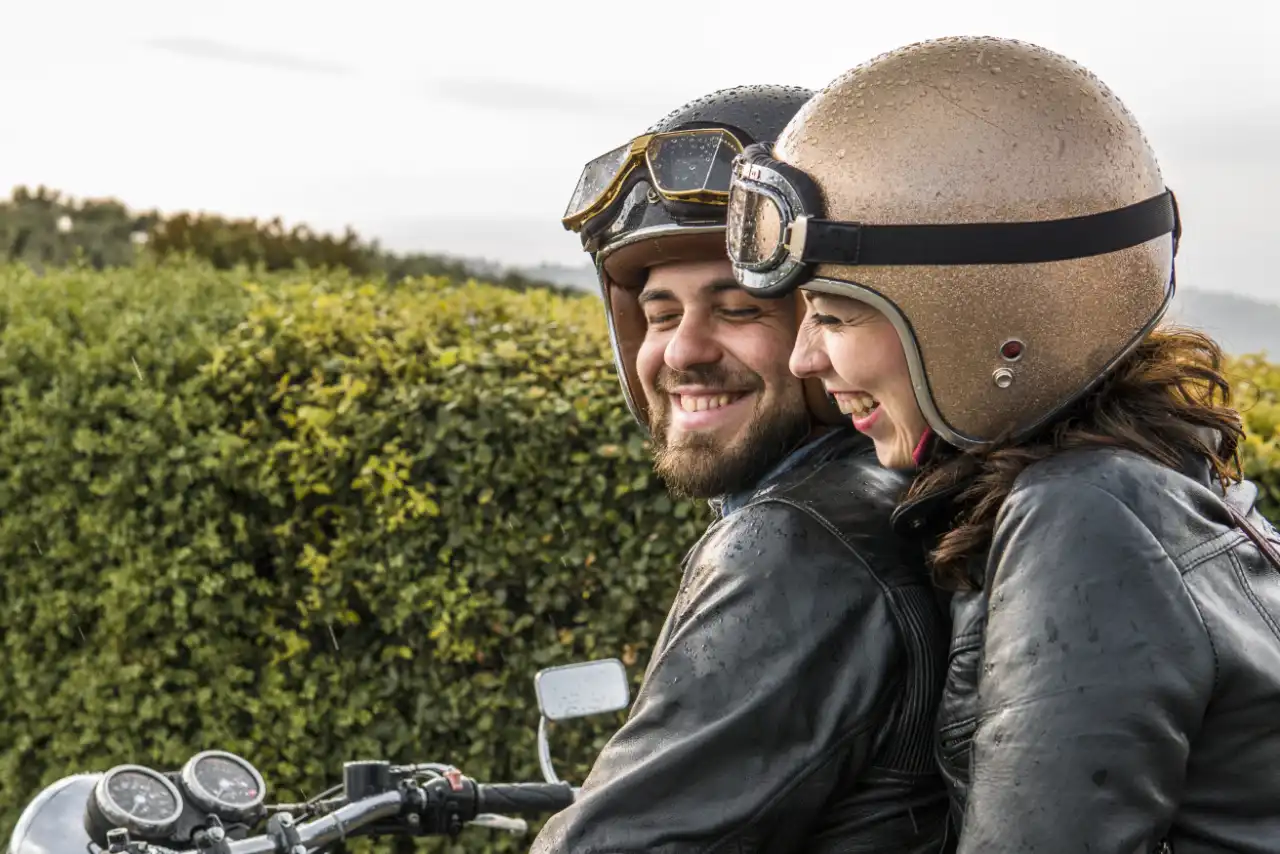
[835,393,879,418]
[679,394,738,412]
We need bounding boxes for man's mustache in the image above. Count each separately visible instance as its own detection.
[655,365,762,394]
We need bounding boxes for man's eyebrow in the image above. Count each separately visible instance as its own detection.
[707,278,743,294]
[638,278,744,305]
[637,288,674,305]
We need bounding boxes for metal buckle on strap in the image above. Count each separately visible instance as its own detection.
[785,216,810,259]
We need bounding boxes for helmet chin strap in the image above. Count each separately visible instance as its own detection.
[911,428,935,467]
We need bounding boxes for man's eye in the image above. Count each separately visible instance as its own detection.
[721,307,760,319]
[645,312,679,326]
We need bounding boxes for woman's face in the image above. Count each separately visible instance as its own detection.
[790,291,930,469]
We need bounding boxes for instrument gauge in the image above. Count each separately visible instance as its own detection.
[179,750,266,821]
[86,765,184,841]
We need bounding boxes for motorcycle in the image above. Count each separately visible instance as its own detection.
[7,658,631,854]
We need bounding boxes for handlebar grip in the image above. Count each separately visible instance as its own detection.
[476,782,575,815]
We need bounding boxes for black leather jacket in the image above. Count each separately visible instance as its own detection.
[895,445,1280,853]
[530,427,951,853]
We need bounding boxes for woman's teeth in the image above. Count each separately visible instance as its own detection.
[679,394,739,413]
[834,392,879,418]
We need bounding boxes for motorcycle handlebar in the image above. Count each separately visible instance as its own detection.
[226,790,405,854]
[476,782,575,815]
[165,776,574,854]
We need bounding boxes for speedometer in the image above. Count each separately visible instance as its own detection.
[179,750,266,821]
[85,765,184,841]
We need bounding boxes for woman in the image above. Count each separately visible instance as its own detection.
[725,36,1280,853]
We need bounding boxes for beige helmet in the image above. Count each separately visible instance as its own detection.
[725,36,1182,449]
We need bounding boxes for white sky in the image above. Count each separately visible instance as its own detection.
[2,0,1277,299]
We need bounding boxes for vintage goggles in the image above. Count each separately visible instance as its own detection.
[561,127,746,233]
[726,142,1182,298]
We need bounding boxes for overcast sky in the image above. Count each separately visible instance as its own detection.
[2,0,1277,299]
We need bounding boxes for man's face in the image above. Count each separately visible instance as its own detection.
[634,257,811,499]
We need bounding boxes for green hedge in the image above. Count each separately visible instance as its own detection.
[1229,352,1280,511]
[2,258,1278,851]
[0,258,709,851]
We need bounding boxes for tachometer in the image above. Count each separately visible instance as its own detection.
[179,750,266,821]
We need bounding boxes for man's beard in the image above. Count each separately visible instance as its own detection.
[647,365,812,500]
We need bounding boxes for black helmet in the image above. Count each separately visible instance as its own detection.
[561,85,838,429]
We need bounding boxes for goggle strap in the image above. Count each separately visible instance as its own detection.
[793,189,1179,267]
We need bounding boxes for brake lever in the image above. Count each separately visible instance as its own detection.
[470,814,529,835]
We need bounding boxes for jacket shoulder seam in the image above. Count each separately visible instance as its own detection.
[1175,528,1247,573]
[1227,547,1280,648]
[751,495,898,594]
[997,477,1221,696]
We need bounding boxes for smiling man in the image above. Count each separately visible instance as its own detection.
[638,258,811,501]
[531,86,951,854]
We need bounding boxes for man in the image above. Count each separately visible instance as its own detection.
[531,86,950,853]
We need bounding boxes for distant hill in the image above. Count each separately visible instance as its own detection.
[1167,288,1279,357]
[507,260,1279,358]
[512,262,599,292]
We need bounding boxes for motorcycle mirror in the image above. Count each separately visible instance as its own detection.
[532,658,630,787]
[534,658,630,721]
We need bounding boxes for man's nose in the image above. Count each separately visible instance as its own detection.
[665,314,722,372]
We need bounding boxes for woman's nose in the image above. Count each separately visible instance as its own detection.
[790,326,830,379]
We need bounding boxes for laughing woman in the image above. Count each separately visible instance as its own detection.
[725,35,1280,854]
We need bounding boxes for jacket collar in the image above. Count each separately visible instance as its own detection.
[709,426,853,519]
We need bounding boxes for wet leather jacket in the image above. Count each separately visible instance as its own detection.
[530,427,951,853]
[894,446,1280,854]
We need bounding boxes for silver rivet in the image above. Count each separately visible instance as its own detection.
[993,368,1014,388]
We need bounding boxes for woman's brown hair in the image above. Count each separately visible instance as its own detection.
[906,325,1246,590]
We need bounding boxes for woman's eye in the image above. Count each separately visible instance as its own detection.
[808,312,842,327]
